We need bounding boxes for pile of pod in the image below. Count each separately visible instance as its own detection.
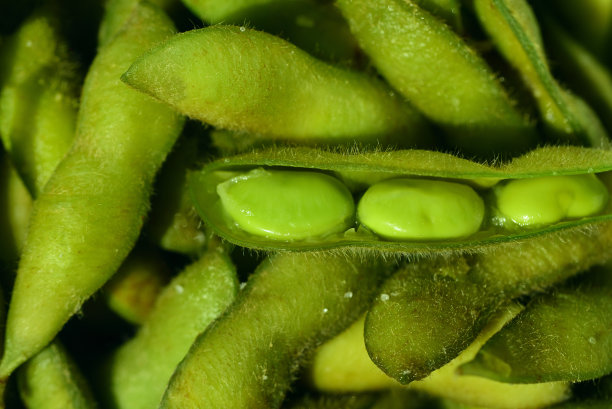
[1,0,612,408]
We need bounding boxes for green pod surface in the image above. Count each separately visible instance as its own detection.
[159,252,391,408]
[190,146,612,254]
[98,0,179,47]
[309,305,570,409]
[17,341,97,409]
[104,244,171,325]
[104,245,238,409]
[364,218,612,386]
[122,25,430,148]
[336,0,536,158]
[461,265,612,383]
[364,263,499,384]
[0,155,32,267]
[542,17,612,133]
[473,0,609,148]
[0,3,184,380]
[0,7,79,197]
[180,0,359,64]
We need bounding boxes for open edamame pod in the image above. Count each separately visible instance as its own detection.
[17,341,97,409]
[159,252,391,408]
[461,265,612,384]
[0,2,184,380]
[189,146,612,254]
[103,245,238,409]
[336,0,537,158]
[473,0,610,148]
[122,25,431,148]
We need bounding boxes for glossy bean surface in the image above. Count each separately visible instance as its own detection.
[190,146,612,254]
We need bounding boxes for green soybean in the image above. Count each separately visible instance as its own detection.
[492,174,609,228]
[218,168,355,240]
[0,2,183,380]
[0,7,79,197]
[103,245,238,409]
[336,0,537,158]
[358,179,484,240]
[461,265,612,383]
[190,146,612,254]
[473,0,610,148]
[17,341,97,409]
[159,252,391,408]
[122,25,431,148]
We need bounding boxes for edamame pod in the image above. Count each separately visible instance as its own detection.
[336,0,537,158]
[179,0,359,64]
[159,252,391,408]
[17,341,97,409]
[461,265,612,383]
[364,219,612,386]
[0,156,31,268]
[541,17,612,133]
[122,26,431,148]
[0,2,184,380]
[364,263,499,384]
[189,146,612,254]
[309,305,570,409]
[0,7,79,196]
[103,245,238,409]
[98,0,178,47]
[473,0,610,148]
